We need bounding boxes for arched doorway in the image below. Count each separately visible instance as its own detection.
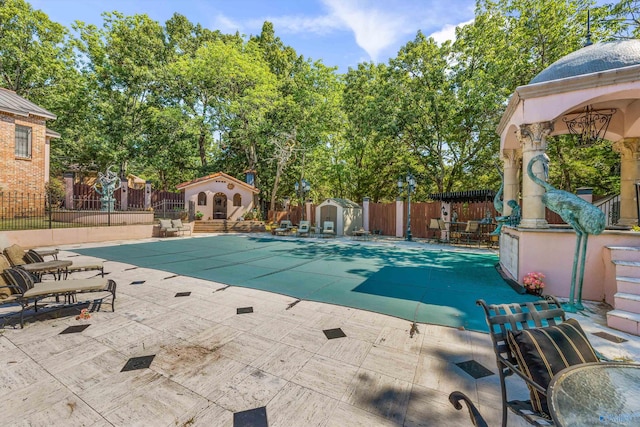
[214,192,227,219]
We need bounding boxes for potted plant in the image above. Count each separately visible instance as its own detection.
[523,272,545,296]
[195,211,204,220]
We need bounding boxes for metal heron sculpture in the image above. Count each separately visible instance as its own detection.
[527,154,606,311]
[491,167,521,235]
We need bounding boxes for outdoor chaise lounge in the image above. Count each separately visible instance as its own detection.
[321,221,336,238]
[0,263,116,328]
[3,244,104,279]
[274,220,293,235]
[297,220,311,237]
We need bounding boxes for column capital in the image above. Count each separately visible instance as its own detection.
[612,138,640,159]
[501,148,521,168]
[518,121,554,151]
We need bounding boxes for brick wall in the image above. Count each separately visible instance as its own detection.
[0,112,48,194]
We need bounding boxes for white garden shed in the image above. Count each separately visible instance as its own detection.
[315,198,363,236]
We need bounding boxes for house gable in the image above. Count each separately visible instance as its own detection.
[177,172,259,194]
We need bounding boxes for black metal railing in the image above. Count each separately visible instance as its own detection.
[153,199,187,220]
[595,195,620,227]
[0,192,156,230]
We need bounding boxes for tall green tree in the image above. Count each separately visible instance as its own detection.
[74,12,168,176]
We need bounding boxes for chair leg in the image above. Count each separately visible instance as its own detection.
[499,373,508,427]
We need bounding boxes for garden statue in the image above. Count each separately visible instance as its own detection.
[491,173,521,235]
[480,209,493,224]
[527,154,605,312]
[94,166,121,212]
[491,200,521,235]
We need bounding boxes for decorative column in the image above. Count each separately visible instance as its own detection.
[362,197,370,231]
[120,180,129,211]
[305,199,313,224]
[63,172,74,210]
[518,121,553,228]
[502,149,520,216]
[144,181,152,210]
[613,138,640,226]
[396,197,404,237]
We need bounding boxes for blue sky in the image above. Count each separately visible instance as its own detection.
[30,0,476,73]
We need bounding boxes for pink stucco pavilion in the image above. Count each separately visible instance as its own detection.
[497,40,640,335]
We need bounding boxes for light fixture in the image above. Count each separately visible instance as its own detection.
[398,172,417,241]
[563,106,616,146]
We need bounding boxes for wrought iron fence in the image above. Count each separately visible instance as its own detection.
[0,192,155,230]
[595,194,620,227]
[153,199,187,220]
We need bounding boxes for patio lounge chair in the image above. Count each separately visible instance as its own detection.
[476,297,601,426]
[458,221,480,246]
[297,220,311,237]
[171,218,191,236]
[1,266,116,328]
[4,245,104,280]
[322,221,336,238]
[274,220,293,235]
[158,219,178,237]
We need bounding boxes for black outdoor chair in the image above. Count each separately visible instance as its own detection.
[479,297,566,426]
[451,297,606,426]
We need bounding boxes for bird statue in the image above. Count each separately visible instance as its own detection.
[527,154,606,311]
[491,167,521,235]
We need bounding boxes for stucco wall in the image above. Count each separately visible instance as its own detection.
[184,179,255,221]
[0,225,156,250]
[500,227,640,304]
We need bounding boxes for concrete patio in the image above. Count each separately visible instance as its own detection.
[1,234,638,426]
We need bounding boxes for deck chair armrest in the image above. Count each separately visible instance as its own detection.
[449,391,489,427]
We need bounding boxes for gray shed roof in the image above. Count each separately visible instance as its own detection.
[0,88,56,120]
[530,40,640,84]
[320,198,361,209]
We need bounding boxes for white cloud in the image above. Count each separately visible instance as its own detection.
[213,13,243,34]
[321,0,411,62]
[257,14,343,35]
[429,19,474,45]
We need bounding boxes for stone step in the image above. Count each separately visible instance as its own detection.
[614,292,640,314]
[607,309,640,335]
[613,260,640,277]
[617,276,640,294]
[607,246,640,262]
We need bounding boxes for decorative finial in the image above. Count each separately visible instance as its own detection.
[585,9,593,47]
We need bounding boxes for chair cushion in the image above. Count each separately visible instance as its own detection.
[4,244,27,266]
[3,267,36,294]
[171,219,184,228]
[507,318,599,415]
[24,249,45,264]
[159,219,173,229]
[0,255,13,299]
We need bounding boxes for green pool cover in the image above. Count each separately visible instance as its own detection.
[74,235,539,332]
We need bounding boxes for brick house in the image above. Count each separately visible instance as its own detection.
[0,88,59,195]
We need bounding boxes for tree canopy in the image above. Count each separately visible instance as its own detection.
[1,0,634,207]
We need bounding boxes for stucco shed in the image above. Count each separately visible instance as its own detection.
[176,172,259,221]
[315,198,363,236]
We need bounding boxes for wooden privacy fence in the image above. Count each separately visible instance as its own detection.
[369,202,396,236]
[268,198,570,236]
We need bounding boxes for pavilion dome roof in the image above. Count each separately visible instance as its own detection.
[530,39,640,84]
